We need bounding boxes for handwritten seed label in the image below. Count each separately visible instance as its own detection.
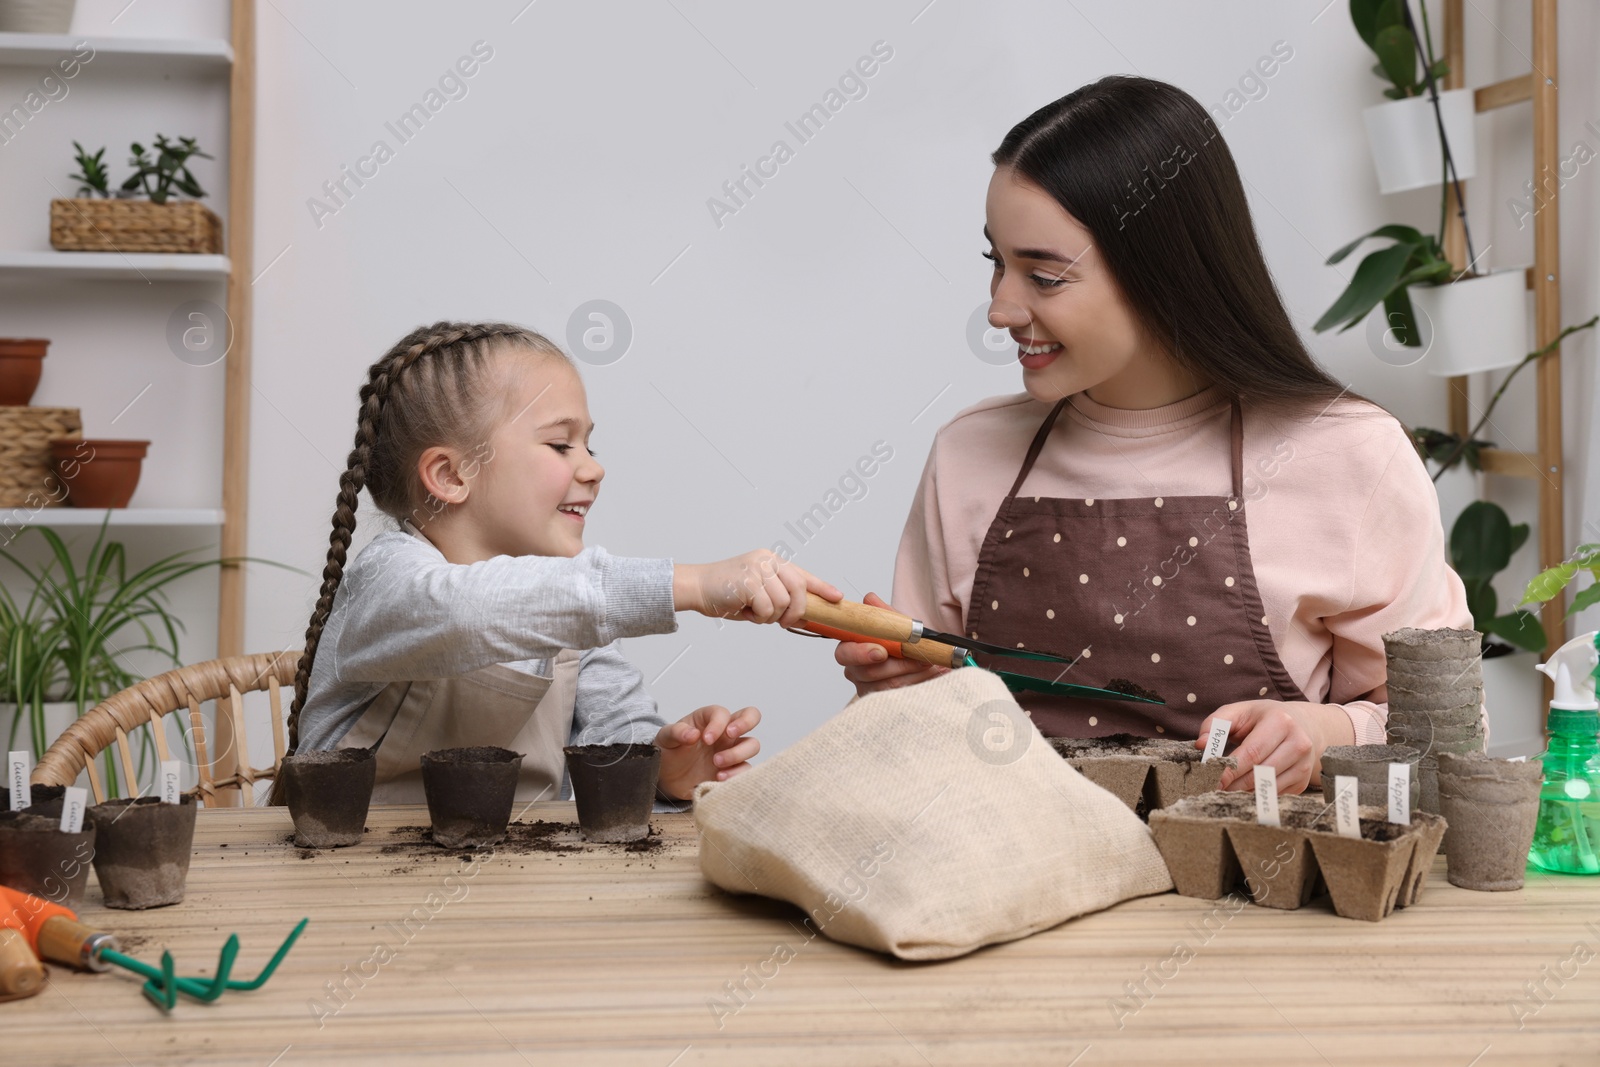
[8,751,29,812]
[1201,719,1231,764]
[1334,775,1360,839]
[160,761,182,804]
[1254,764,1280,826]
[1387,762,1411,825]
[59,786,87,833]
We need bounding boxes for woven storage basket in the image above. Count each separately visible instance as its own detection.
[0,408,82,507]
[50,199,223,254]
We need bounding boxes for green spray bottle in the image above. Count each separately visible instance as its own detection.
[1528,630,1600,874]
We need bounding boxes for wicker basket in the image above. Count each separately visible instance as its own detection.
[50,198,223,254]
[0,407,82,508]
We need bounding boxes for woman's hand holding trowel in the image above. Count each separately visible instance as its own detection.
[832,592,949,696]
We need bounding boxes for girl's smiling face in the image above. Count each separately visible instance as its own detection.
[417,349,603,562]
[984,165,1206,409]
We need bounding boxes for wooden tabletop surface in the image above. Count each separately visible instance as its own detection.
[5,801,1598,1066]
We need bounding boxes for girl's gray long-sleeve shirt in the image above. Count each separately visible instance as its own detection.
[294,519,679,760]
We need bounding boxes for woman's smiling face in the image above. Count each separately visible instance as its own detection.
[984,164,1204,409]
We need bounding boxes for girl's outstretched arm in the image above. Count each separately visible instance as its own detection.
[329,532,676,683]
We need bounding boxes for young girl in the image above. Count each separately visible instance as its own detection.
[274,320,840,806]
[836,76,1473,796]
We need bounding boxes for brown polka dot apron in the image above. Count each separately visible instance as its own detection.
[963,396,1306,739]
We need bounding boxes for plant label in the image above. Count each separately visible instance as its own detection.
[59,786,87,833]
[1254,764,1280,826]
[8,751,28,812]
[160,760,181,804]
[1387,762,1411,825]
[1334,775,1360,839]
[1201,719,1231,764]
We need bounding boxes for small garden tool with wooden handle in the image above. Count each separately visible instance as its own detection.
[793,593,1163,704]
[0,883,307,1011]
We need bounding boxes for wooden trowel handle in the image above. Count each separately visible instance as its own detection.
[799,593,966,669]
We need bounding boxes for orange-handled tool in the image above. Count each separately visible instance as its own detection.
[2,884,120,972]
[1,883,307,1011]
[796,593,967,668]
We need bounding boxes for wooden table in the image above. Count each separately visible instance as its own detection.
[6,802,1599,1066]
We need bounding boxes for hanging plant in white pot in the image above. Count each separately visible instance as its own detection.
[1410,267,1531,377]
[1352,0,1476,194]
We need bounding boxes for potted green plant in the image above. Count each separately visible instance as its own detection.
[1320,2,1526,377]
[51,136,222,254]
[0,516,295,796]
[1352,0,1476,193]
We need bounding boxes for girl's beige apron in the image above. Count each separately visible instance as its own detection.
[964,396,1306,739]
[336,649,581,803]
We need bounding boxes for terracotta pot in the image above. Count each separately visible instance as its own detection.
[0,339,48,406]
[564,743,660,844]
[1436,753,1542,890]
[420,747,522,848]
[87,795,197,909]
[280,748,376,848]
[48,438,149,508]
[0,811,95,908]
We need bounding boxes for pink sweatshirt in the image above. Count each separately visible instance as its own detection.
[891,385,1474,745]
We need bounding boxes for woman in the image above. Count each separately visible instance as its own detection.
[836,76,1470,795]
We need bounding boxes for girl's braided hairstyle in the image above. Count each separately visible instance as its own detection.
[269,320,569,805]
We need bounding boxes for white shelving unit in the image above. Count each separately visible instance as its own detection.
[0,4,257,803]
[0,32,232,68]
[0,250,231,281]
[0,507,225,527]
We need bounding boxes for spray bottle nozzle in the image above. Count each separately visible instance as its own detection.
[1537,631,1600,712]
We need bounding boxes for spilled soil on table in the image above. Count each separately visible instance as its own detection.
[280,818,666,873]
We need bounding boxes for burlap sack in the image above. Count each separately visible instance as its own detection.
[692,667,1173,960]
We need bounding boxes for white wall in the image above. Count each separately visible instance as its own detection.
[6,1,1596,768]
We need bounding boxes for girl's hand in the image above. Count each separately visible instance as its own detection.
[672,551,842,628]
[655,704,761,799]
[834,592,948,697]
[1196,699,1355,795]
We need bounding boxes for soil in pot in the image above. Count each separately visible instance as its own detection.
[2,784,64,813]
[1435,753,1542,891]
[0,339,48,406]
[49,439,149,508]
[564,743,661,844]
[420,747,523,848]
[280,748,376,847]
[1049,735,1235,814]
[1226,796,1326,911]
[0,811,95,907]
[1307,810,1442,922]
[1319,744,1421,809]
[86,795,197,909]
[1148,792,1255,900]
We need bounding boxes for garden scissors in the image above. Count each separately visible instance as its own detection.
[791,594,1164,705]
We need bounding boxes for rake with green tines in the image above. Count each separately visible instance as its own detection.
[48,915,308,1011]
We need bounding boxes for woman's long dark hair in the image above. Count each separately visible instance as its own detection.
[993,76,1375,415]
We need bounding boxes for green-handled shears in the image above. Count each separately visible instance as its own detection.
[792,593,1163,705]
